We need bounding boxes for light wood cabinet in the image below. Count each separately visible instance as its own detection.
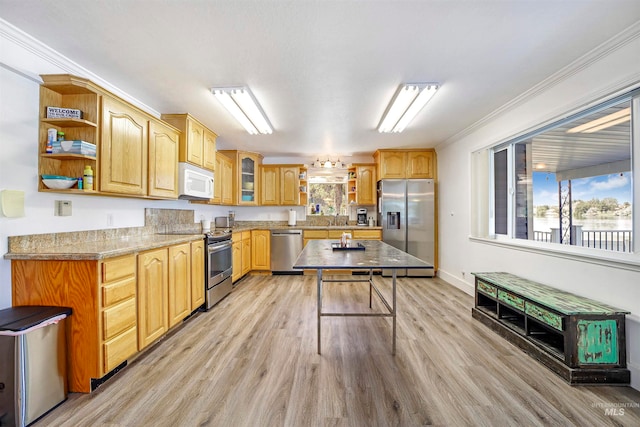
[219,150,263,205]
[101,95,148,195]
[148,120,179,199]
[352,229,382,240]
[374,149,436,179]
[406,151,435,178]
[100,255,137,374]
[137,248,169,350]
[38,74,180,200]
[260,164,303,205]
[11,254,137,393]
[232,236,242,283]
[242,232,252,275]
[191,240,205,309]
[168,243,192,328]
[299,167,308,206]
[348,164,376,205]
[161,113,217,172]
[251,230,271,270]
[212,152,233,205]
[38,75,100,194]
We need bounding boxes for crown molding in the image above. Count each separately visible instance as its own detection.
[0,18,161,117]
[437,20,640,150]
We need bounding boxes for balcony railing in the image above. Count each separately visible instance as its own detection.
[533,228,632,253]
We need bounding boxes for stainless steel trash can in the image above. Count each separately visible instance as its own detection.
[0,306,72,427]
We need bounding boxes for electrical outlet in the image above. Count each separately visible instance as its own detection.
[107,213,114,227]
[55,200,72,216]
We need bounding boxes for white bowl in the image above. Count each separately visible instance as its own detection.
[42,178,77,189]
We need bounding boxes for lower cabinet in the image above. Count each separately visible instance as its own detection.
[251,230,271,270]
[137,248,169,350]
[232,231,253,282]
[191,239,205,309]
[242,231,251,276]
[168,243,191,328]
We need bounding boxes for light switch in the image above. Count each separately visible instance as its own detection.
[55,200,72,216]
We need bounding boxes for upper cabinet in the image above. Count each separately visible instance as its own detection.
[348,163,376,205]
[374,149,436,179]
[219,150,263,206]
[101,95,148,196]
[148,120,179,199]
[260,164,304,206]
[160,113,216,172]
[38,74,180,200]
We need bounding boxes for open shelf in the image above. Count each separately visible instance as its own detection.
[41,153,96,161]
[42,117,97,128]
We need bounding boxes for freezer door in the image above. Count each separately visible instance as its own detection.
[407,179,435,276]
[379,180,407,276]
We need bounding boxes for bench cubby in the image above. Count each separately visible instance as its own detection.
[472,272,630,385]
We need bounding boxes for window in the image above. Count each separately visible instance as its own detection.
[308,175,347,215]
[482,90,637,253]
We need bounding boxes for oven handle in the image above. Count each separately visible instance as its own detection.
[208,240,232,253]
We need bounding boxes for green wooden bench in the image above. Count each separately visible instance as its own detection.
[472,272,630,385]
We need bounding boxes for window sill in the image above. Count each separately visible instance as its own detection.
[469,235,640,272]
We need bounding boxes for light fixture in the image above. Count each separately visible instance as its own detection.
[566,107,631,134]
[211,87,273,135]
[312,157,344,169]
[324,159,332,168]
[378,83,439,133]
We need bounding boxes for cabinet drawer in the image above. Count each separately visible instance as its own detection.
[328,230,350,239]
[103,326,137,373]
[352,229,381,239]
[102,276,136,307]
[477,280,497,298]
[102,255,136,283]
[103,297,137,341]
[304,230,328,239]
[498,289,524,311]
[525,302,564,331]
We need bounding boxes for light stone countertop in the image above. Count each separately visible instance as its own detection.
[4,233,204,261]
[294,239,433,270]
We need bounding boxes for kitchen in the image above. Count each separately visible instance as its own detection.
[1,1,640,425]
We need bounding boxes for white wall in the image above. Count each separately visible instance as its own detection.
[436,24,640,390]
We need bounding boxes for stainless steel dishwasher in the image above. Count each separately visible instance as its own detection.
[270,229,303,274]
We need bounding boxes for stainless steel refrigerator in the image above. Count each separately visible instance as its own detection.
[377,179,435,277]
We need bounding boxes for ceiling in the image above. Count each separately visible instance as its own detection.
[2,1,640,163]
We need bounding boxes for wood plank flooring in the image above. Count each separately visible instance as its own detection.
[36,274,640,426]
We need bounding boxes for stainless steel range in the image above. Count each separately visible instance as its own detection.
[205,230,233,309]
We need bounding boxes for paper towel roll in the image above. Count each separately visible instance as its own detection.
[288,209,297,226]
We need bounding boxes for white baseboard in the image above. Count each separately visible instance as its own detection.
[437,269,474,296]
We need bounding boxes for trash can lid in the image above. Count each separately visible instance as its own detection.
[0,305,72,331]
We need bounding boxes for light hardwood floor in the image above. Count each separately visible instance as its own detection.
[37,274,640,426]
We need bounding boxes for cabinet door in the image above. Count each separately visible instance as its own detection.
[191,240,205,309]
[239,154,258,205]
[407,151,434,179]
[221,157,234,205]
[357,165,376,205]
[261,166,280,205]
[137,248,168,350]
[211,156,223,204]
[101,96,148,195]
[242,235,251,275]
[148,120,179,199]
[186,119,204,167]
[379,151,406,179]
[232,240,242,282]
[251,230,271,270]
[168,243,191,328]
[280,166,299,205]
[203,129,217,172]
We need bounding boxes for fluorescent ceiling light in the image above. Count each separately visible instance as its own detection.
[566,107,631,134]
[211,87,273,135]
[378,83,439,133]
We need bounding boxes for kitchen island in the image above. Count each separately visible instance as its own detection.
[293,239,433,355]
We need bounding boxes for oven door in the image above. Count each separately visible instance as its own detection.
[207,240,232,289]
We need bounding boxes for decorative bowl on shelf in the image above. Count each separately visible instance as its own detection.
[41,175,78,189]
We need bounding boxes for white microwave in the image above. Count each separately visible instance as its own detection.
[178,162,214,200]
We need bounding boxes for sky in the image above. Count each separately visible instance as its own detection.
[532,172,632,206]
